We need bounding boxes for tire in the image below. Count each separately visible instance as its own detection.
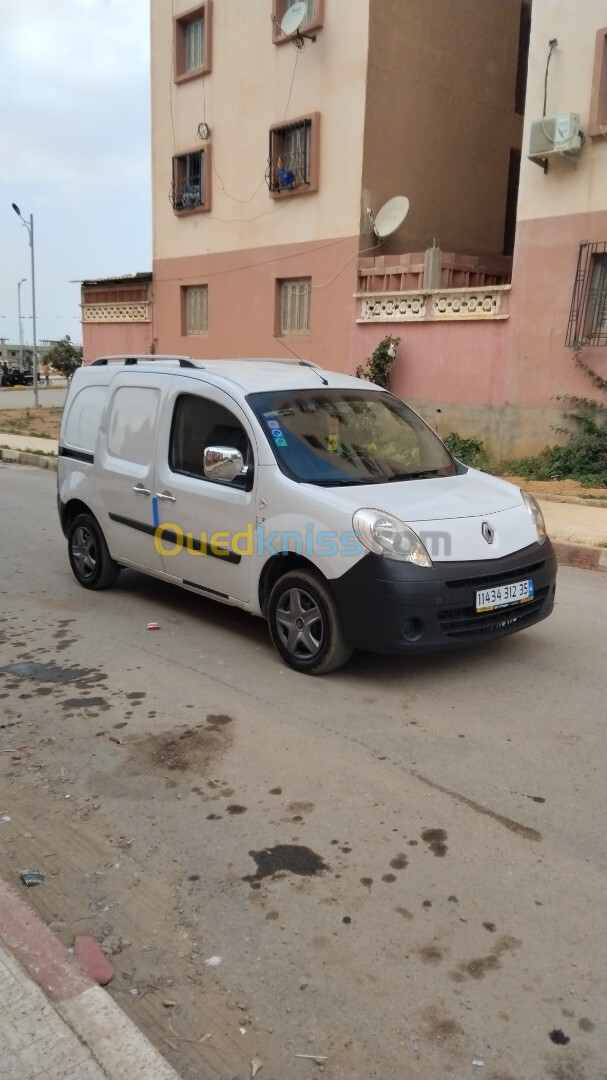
[268,569,353,675]
[68,513,120,590]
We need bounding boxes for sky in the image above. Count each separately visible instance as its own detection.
[0,0,151,347]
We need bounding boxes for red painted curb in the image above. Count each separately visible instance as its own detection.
[0,877,92,1003]
[74,935,114,986]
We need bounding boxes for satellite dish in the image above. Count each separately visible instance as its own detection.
[372,196,410,239]
[280,1,308,36]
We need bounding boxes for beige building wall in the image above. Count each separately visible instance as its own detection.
[151,0,370,262]
[517,0,607,221]
[504,1,607,447]
[362,0,525,256]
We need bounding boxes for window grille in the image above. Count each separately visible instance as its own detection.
[268,119,312,191]
[185,286,208,335]
[280,279,311,335]
[566,242,607,346]
[171,151,204,211]
[185,19,204,71]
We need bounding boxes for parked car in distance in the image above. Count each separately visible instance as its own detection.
[57,355,557,674]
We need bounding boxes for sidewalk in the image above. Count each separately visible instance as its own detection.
[0,433,605,571]
[0,877,180,1080]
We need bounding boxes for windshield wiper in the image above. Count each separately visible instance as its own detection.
[306,477,367,487]
[386,469,442,482]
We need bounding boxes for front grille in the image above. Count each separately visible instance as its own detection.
[445,559,546,591]
[438,586,550,639]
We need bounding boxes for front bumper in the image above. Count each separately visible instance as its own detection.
[331,541,557,655]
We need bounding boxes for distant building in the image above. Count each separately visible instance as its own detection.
[80,273,154,364]
[0,339,65,370]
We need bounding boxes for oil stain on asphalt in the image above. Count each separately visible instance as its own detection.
[243,845,329,885]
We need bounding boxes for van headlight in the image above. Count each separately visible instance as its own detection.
[521,490,547,545]
[353,509,432,566]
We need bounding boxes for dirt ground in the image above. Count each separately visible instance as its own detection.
[0,407,63,440]
[500,475,607,500]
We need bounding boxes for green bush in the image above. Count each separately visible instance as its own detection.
[356,335,400,390]
[499,406,607,486]
[443,433,492,471]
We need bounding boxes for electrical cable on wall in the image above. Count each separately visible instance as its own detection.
[543,38,558,117]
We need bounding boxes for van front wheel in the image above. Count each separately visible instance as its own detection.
[268,569,352,675]
[68,513,120,590]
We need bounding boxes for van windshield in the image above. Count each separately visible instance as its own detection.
[247,388,457,486]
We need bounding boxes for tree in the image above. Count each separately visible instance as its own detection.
[44,336,83,382]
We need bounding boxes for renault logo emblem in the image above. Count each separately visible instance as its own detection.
[482,522,494,545]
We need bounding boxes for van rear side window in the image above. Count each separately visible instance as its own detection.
[107,387,160,464]
[64,386,106,452]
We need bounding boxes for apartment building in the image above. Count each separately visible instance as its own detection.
[504,2,607,446]
[150,0,527,373]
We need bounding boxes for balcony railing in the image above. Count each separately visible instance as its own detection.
[358,251,512,293]
[357,286,511,323]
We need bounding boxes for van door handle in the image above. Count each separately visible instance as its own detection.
[133,484,151,495]
[155,491,176,503]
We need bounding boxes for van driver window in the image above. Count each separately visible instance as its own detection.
[170,394,251,482]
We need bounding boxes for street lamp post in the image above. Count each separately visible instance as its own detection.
[17,278,26,372]
[12,203,38,406]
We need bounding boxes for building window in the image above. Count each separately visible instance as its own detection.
[588,27,607,137]
[174,2,212,82]
[272,0,324,44]
[268,114,320,197]
[183,286,208,335]
[171,149,210,213]
[566,243,607,346]
[278,278,311,335]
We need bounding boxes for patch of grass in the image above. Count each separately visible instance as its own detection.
[0,406,62,440]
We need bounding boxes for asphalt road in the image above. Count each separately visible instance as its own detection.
[0,385,67,409]
[1,463,605,1080]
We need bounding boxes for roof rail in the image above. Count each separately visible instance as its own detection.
[222,357,325,368]
[90,354,199,368]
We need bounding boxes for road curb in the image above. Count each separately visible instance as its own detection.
[0,877,180,1080]
[0,447,57,470]
[552,539,607,572]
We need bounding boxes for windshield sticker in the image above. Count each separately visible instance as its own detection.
[328,414,340,453]
[265,418,288,447]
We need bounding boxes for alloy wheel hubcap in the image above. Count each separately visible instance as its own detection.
[71,526,97,579]
[275,587,323,659]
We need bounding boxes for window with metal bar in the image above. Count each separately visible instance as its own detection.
[566,242,607,346]
[171,150,208,212]
[268,116,319,195]
[184,286,208,335]
[279,279,311,335]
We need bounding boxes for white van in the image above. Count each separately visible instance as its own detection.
[57,356,557,674]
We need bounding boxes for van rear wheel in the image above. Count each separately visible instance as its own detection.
[268,569,352,675]
[68,513,120,590]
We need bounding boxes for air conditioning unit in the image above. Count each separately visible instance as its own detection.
[528,112,582,160]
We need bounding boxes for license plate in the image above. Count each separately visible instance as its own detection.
[476,578,534,612]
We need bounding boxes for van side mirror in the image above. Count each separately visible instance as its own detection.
[203,446,249,482]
